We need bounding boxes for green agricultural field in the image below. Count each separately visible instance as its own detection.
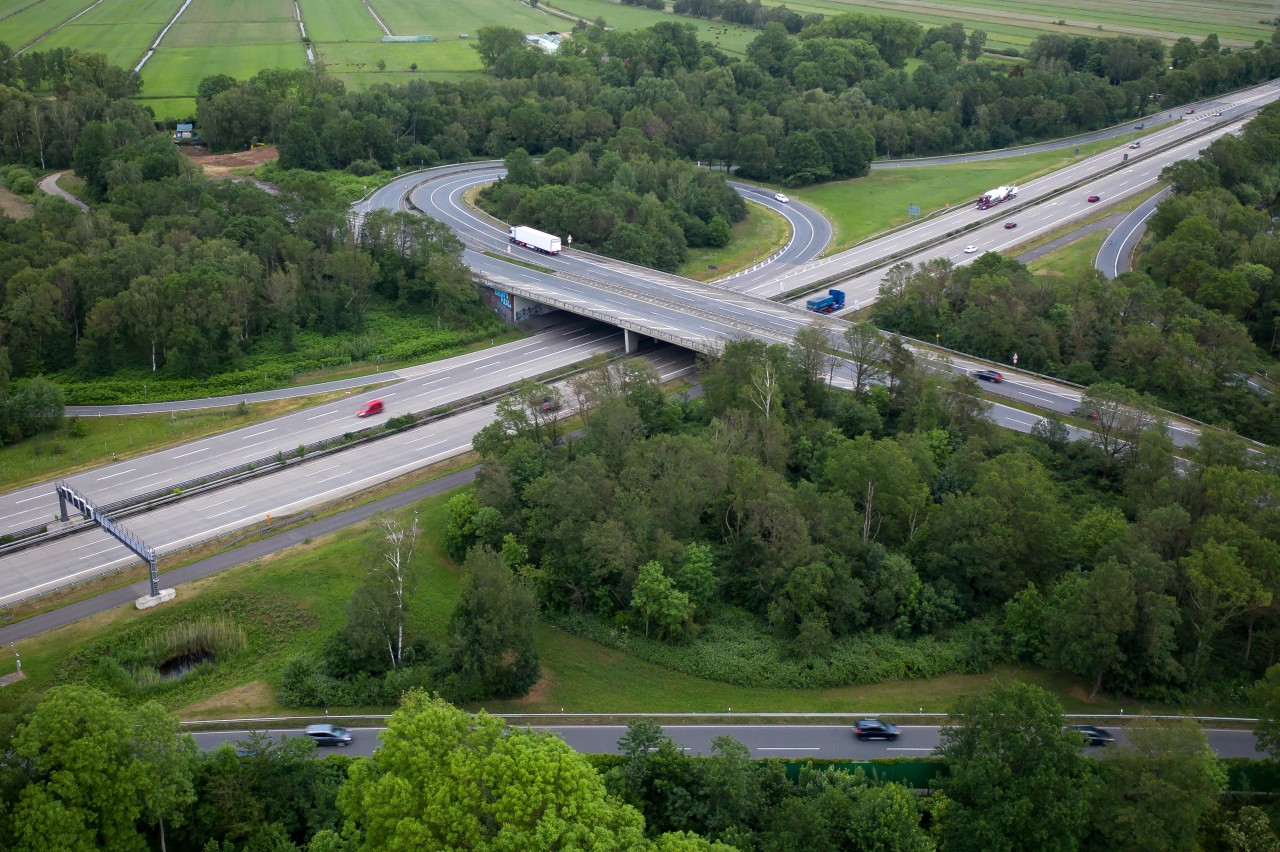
[298,0,384,42]
[36,21,159,69]
[19,0,180,65]
[370,0,556,38]
[549,0,759,54]
[162,20,300,48]
[141,43,307,98]
[317,39,488,80]
[547,0,1272,55]
[180,0,295,24]
[139,96,196,122]
[1,0,125,50]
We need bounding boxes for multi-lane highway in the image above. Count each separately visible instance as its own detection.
[188,721,1267,760]
[6,81,1278,606]
[0,323,621,539]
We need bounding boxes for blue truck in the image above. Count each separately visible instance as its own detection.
[805,289,845,313]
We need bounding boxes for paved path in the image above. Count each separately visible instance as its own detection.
[37,172,89,213]
[0,467,478,644]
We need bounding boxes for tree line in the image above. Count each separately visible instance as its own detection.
[444,336,1280,703]
[871,252,1277,445]
[135,16,1280,192]
[3,679,1271,850]
[0,56,499,427]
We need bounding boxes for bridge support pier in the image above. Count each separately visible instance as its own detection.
[624,329,645,354]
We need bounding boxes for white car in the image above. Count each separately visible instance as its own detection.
[963,245,979,254]
[774,193,789,203]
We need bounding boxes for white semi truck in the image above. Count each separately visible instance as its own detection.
[976,185,1018,210]
[508,226,561,254]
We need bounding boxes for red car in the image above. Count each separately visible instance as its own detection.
[1087,195,1100,203]
[356,399,384,417]
[1004,222,1017,229]
[1186,108,1195,114]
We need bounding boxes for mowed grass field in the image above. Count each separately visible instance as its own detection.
[139,0,306,116]
[549,0,1273,54]
[0,0,111,50]
[311,0,561,86]
[11,0,181,66]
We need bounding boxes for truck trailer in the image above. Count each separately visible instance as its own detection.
[509,226,561,255]
[976,185,1018,210]
[805,289,846,313]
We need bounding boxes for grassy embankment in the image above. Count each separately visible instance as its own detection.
[794,128,1165,253]
[0,488,1223,724]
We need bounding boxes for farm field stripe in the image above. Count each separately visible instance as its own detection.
[134,0,194,73]
[361,0,390,36]
[12,0,106,54]
[295,0,313,64]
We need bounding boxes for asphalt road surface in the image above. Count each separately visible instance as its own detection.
[1095,187,1172,279]
[6,83,1276,607]
[0,344,696,608]
[189,722,1267,760]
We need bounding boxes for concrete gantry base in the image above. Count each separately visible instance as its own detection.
[136,588,177,610]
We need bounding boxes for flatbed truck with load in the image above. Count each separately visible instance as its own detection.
[805,289,845,313]
[509,226,561,255]
[976,185,1017,210]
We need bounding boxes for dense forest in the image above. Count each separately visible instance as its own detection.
[447,337,1280,703]
[0,50,503,417]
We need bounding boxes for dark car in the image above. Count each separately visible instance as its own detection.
[356,399,384,417]
[305,724,353,746]
[1186,107,1196,114]
[1087,194,1101,203]
[1068,724,1115,746]
[1004,221,1017,229]
[1072,406,1100,420]
[972,369,1003,383]
[853,719,900,741]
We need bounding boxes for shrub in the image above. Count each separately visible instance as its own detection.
[550,607,982,689]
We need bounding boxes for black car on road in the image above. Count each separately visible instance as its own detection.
[972,369,1003,383]
[853,719,900,741]
[1068,724,1115,746]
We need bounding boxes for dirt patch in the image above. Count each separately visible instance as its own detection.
[512,670,553,706]
[177,679,277,718]
[182,145,279,178]
[0,187,34,219]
